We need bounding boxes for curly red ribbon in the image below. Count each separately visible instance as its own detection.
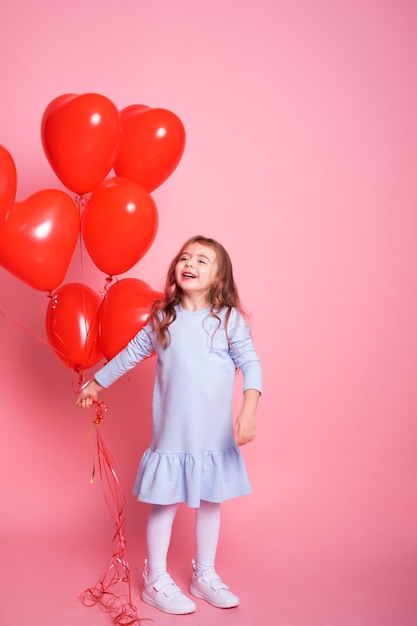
[81,402,148,625]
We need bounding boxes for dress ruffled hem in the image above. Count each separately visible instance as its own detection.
[132,447,252,508]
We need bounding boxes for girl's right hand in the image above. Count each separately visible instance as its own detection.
[75,379,104,409]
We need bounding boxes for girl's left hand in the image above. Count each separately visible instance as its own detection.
[234,388,259,445]
[234,414,256,446]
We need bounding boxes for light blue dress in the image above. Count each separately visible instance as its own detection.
[95,305,262,508]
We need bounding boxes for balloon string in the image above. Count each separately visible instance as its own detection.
[81,402,148,625]
[72,195,115,369]
[0,306,91,398]
[74,191,116,296]
[0,304,67,359]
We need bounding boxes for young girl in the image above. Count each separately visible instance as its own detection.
[76,235,262,615]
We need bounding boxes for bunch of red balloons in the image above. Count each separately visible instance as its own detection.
[0,93,185,375]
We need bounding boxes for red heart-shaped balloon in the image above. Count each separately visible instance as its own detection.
[0,144,17,228]
[0,189,79,291]
[114,105,186,192]
[81,177,158,277]
[46,282,103,372]
[41,93,121,195]
[100,278,162,360]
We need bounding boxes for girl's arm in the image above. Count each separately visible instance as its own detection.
[75,325,155,410]
[233,388,260,446]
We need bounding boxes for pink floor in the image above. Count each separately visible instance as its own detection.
[3,523,416,626]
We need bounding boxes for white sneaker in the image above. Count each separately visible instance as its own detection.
[190,560,239,609]
[142,562,196,615]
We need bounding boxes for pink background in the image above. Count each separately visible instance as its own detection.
[1,1,416,625]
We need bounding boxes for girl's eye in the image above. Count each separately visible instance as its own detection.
[198,259,207,264]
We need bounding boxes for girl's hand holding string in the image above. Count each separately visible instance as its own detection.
[75,378,105,409]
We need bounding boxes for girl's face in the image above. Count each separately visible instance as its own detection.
[175,242,218,302]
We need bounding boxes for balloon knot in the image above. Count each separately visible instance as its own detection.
[47,293,59,308]
[75,193,89,211]
[100,275,116,297]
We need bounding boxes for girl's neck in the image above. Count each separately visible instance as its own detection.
[180,294,210,311]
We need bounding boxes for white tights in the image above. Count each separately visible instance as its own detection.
[146,501,221,583]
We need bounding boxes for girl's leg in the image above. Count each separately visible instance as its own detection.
[142,503,196,614]
[146,503,179,583]
[191,500,239,608]
[194,500,221,575]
